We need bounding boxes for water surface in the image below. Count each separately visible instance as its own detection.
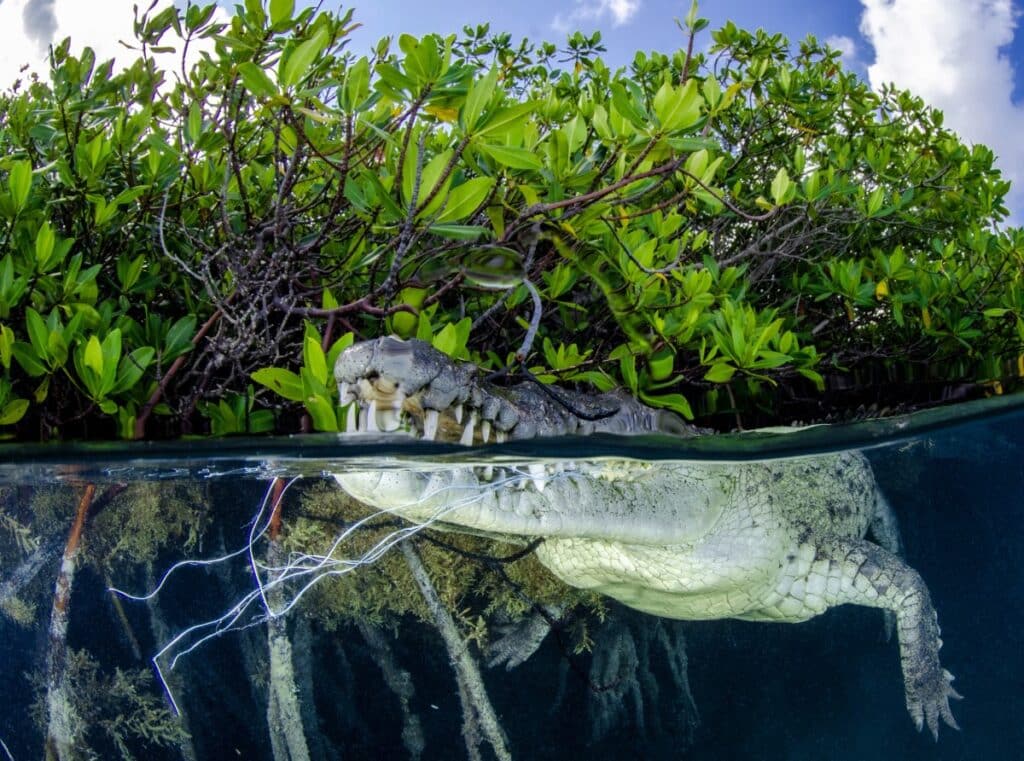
[1,394,1022,760]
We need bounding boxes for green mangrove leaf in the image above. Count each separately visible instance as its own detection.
[463,67,498,132]
[280,27,329,88]
[269,0,294,27]
[112,347,155,394]
[475,143,543,171]
[238,63,278,98]
[476,103,535,138]
[437,177,495,223]
[704,363,736,383]
[8,160,31,213]
[84,335,104,376]
[0,398,28,426]
[305,393,339,431]
[12,343,46,377]
[252,368,304,402]
[653,79,702,132]
[639,391,694,420]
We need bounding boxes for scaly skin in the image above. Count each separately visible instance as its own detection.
[332,337,961,738]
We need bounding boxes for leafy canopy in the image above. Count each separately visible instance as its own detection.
[0,0,1021,440]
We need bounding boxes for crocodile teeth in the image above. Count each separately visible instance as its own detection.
[480,419,492,443]
[482,465,494,480]
[377,406,402,432]
[358,404,369,431]
[338,381,352,403]
[460,411,478,446]
[344,403,358,433]
[365,400,379,432]
[529,464,546,493]
[454,404,464,424]
[423,409,440,441]
[495,430,507,444]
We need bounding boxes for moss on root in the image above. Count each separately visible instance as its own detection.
[283,481,604,647]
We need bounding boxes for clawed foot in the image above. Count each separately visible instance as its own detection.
[486,608,557,670]
[907,667,962,740]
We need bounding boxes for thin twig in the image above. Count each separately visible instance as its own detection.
[515,279,543,362]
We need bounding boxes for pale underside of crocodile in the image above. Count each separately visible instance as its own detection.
[331,337,961,738]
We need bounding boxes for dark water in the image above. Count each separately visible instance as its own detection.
[0,394,1022,760]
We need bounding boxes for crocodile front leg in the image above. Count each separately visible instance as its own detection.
[754,536,961,739]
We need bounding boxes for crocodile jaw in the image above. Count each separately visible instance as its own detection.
[333,336,697,444]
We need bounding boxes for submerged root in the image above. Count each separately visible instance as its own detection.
[587,612,698,746]
[44,483,95,761]
[358,621,425,760]
[113,470,546,692]
[401,542,511,761]
[265,478,312,761]
[111,468,591,757]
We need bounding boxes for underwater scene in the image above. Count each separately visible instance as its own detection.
[0,394,1022,761]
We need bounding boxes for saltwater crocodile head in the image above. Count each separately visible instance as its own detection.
[333,336,698,444]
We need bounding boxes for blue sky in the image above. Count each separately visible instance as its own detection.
[0,0,1022,222]
[349,0,1022,99]
[350,1,867,69]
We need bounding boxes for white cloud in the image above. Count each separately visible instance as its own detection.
[825,34,859,69]
[552,0,642,33]
[0,0,228,90]
[858,0,1024,224]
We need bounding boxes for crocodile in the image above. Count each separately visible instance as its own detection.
[331,336,961,739]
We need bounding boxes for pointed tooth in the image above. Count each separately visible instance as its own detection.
[423,409,440,441]
[482,465,494,480]
[454,404,464,424]
[529,464,546,493]
[459,411,477,446]
[378,407,400,432]
[495,430,507,444]
[480,419,491,443]
[365,400,379,432]
[344,403,358,433]
[338,381,351,403]
[358,404,368,431]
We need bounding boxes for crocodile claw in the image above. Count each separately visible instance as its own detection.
[908,667,962,740]
[486,609,557,670]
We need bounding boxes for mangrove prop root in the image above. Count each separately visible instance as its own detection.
[145,563,200,761]
[358,621,425,760]
[44,483,95,761]
[265,478,312,761]
[400,542,512,761]
[1,484,126,613]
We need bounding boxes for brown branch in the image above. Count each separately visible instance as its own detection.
[133,308,225,439]
[505,157,686,235]
[278,297,418,319]
[44,483,96,761]
[268,477,286,542]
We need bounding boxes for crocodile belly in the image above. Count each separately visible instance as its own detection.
[535,533,784,621]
